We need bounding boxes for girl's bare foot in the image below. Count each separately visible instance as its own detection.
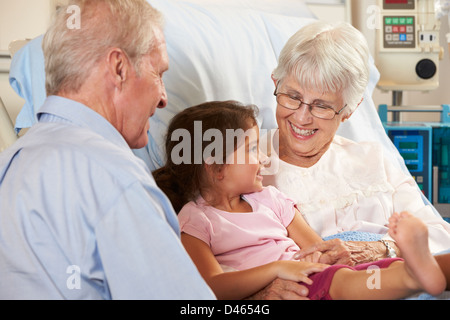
[388,212,446,296]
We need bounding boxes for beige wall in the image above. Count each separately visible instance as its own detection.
[0,0,56,125]
[0,0,54,50]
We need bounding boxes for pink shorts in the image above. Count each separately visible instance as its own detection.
[305,258,403,300]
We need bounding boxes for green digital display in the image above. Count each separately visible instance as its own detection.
[399,142,418,149]
[401,153,418,160]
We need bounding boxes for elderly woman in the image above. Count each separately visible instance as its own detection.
[263,20,450,266]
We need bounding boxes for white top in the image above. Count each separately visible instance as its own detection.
[263,134,450,254]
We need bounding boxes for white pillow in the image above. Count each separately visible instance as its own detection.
[144,0,317,169]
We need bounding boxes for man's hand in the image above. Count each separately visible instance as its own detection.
[246,278,310,300]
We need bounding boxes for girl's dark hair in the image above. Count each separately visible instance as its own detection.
[153,100,259,213]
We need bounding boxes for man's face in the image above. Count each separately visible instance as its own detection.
[120,27,169,149]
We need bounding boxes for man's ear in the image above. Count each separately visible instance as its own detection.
[107,48,130,90]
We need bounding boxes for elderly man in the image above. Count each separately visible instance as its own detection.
[0,0,214,299]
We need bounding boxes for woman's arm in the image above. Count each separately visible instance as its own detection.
[288,209,400,265]
[181,232,328,300]
[295,239,397,266]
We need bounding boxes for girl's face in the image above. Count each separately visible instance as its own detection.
[274,74,349,168]
[221,125,266,195]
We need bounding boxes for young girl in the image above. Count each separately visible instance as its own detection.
[153,101,447,300]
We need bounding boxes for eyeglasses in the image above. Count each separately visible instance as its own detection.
[274,88,347,120]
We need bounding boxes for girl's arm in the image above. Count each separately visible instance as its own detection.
[181,232,327,300]
[287,207,323,249]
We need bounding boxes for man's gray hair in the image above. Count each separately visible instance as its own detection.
[43,0,164,96]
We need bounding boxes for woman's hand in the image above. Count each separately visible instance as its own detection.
[296,251,323,263]
[294,239,395,266]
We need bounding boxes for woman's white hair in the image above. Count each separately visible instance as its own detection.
[272,21,370,115]
[42,0,164,96]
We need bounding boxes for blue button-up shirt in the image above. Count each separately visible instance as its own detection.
[0,96,215,299]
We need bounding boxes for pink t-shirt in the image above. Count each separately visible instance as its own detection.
[178,186,300,271]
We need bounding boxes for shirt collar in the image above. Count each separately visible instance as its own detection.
[37,95,130,150]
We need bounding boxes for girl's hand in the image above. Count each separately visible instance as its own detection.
[275,260,329,285]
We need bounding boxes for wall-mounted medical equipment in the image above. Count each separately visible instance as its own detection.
[378,104,450,214]
[376,0,443,91]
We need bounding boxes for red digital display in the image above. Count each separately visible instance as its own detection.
[385,0,408,3]
[383,0,414,10]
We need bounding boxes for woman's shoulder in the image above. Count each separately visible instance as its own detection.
[333,135,383,153]
[331,135,385,165]
[328,135,385,173]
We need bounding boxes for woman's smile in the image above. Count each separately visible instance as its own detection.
[289,121,318,138]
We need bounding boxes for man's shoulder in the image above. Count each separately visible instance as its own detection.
[11,123,150,182]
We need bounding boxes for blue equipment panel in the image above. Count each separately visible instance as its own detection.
[392,133,424,172]
[432,127,450,203]
[378,104,450,209]
[385,126,432,200]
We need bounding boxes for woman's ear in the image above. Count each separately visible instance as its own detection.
[271,74,278,87]
[341,112,352,122]
[341,97,364,123]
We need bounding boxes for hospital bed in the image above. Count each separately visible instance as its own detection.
[5,0,430,210]
[4,0,449,299]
